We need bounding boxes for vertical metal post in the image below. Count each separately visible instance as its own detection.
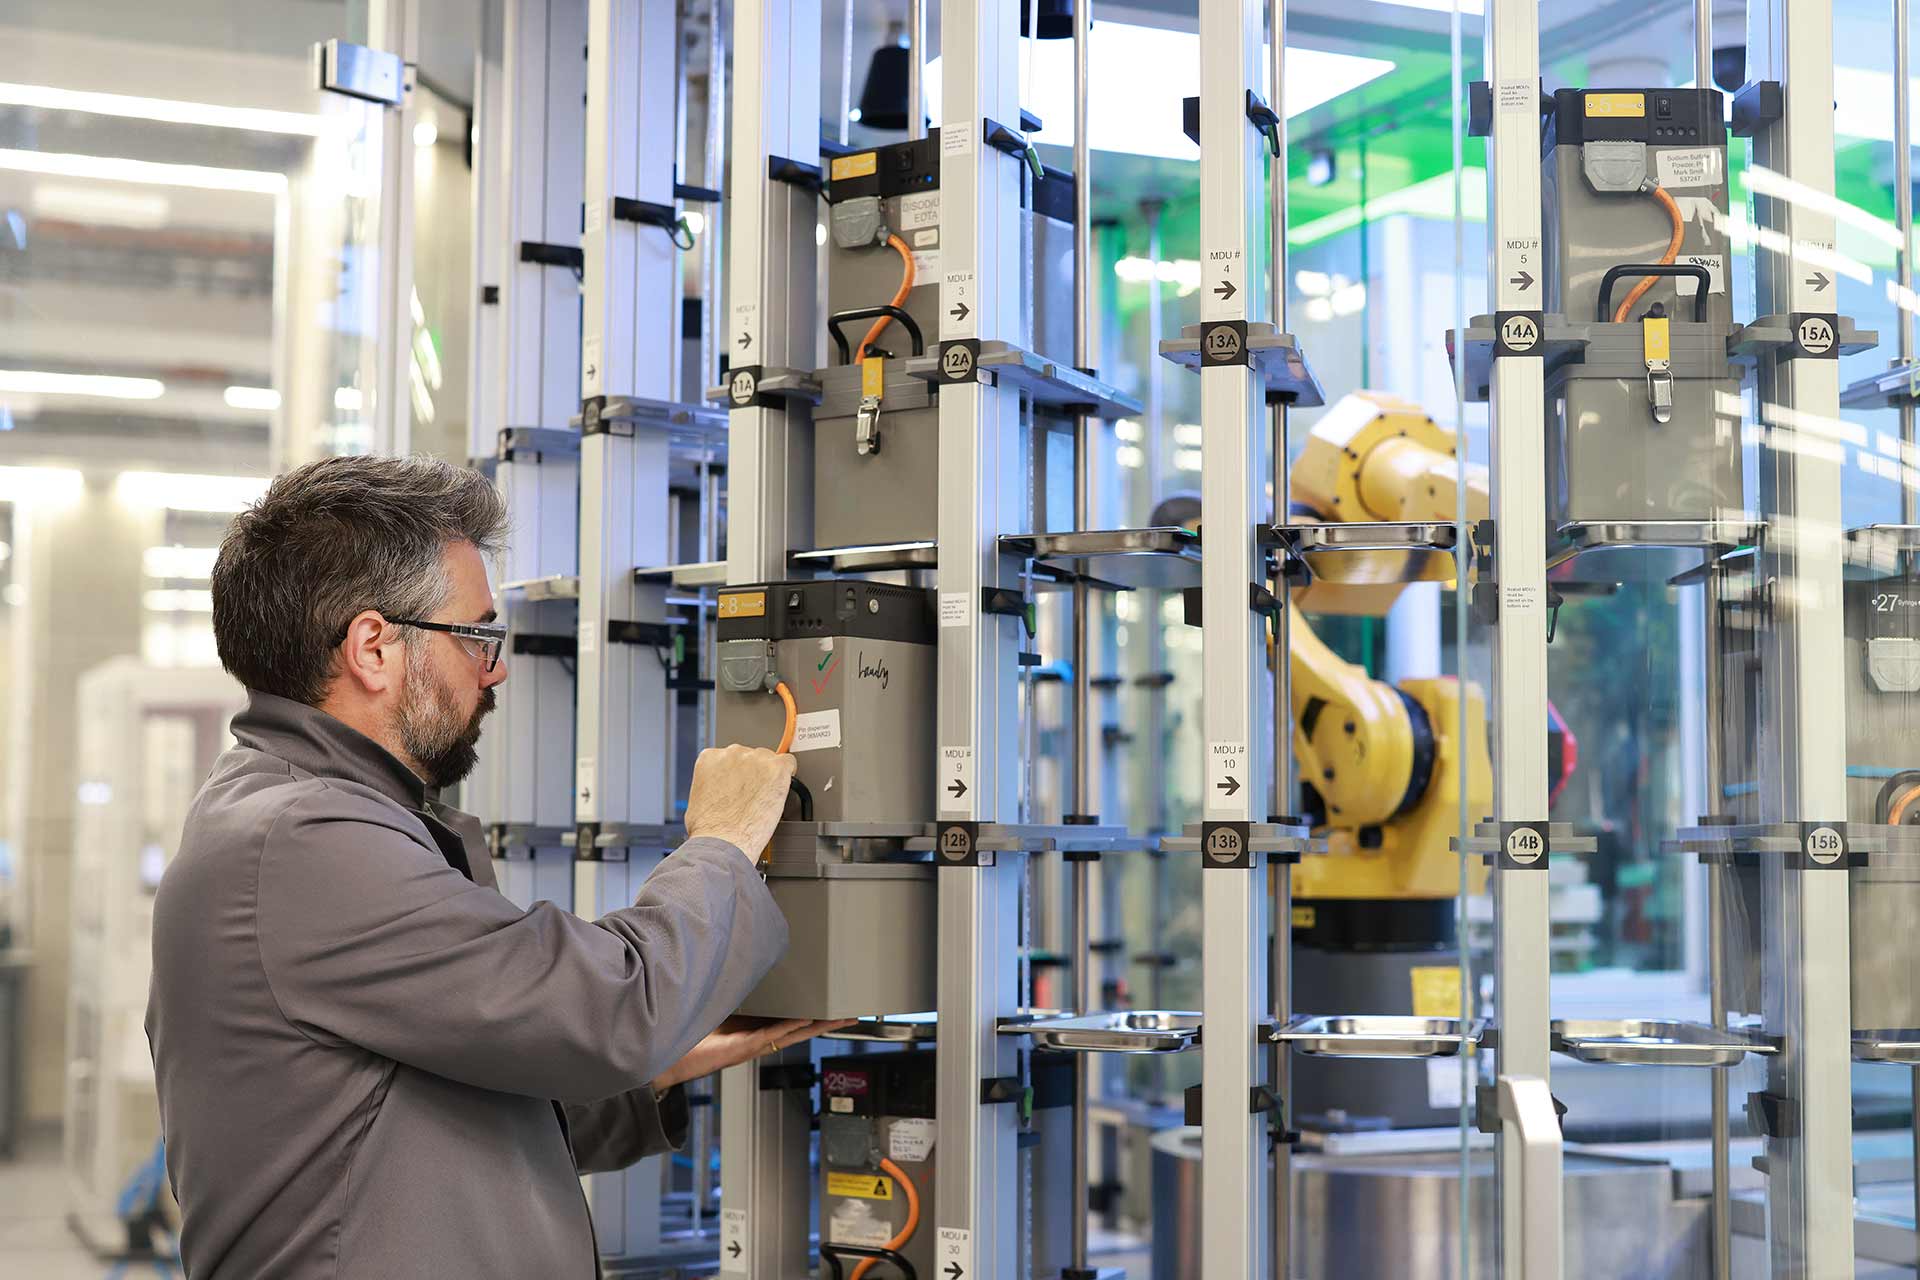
[1747,0,1856,1272]
[1704,568,1732,1280]
[576,0,686,1257]
[1896,0,1915,529]
[1067,2,1096,1275]
[367,0,419,455]
[1198,0,1273,1275]
[1482,0,1558,1272]
[471,0,589,915]
[1896,50,1916,1233]
[936,5,1027,1279]
[1266,3,1293,1274]
[718,0,821,1272]
[907,0,926,141]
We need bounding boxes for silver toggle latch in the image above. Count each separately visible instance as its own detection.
[855,394,883,456]
[1646,360,1673,423]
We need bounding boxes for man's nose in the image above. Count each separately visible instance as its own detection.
[482,656,509,689]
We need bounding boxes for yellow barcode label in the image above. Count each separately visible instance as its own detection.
[830,152,878,180]
[718,591,766,619]
[1584,92,1646,118]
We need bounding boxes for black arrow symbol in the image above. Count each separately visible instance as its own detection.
[728,1242,742,1259]
[950,301,970,322]
[1807,271,1831,292]
[1213,279,1237,301]
[737,331,750,349]
[1216,775,1241,797]
[947,778,968,799]
[1509,269,1534,290]
[945,1265,964,1280]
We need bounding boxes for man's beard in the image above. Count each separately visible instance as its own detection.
[396,643,495,790]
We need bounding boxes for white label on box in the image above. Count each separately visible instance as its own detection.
[889,1117,936,1162]
[829,1201,893,1246]
[584,200,604,234]
[900,192,941,230]
[1677,254,1726,295]
[938,1228,974,1279]
[1656,146,1724,190]
[1496,79,1537,113]
[719,1209,748,1273]
[913,227,938,248]
[939,591,971,627]
[912,248,941,280]
[792,708,841,753]
[942,122,973,155]
[1427,1058,1465,1110]
[830,1095,854,1113]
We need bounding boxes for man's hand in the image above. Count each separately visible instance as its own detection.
[651,1016,855,1092]
[684,744,797,861]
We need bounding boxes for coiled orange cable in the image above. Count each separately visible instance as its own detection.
[848,1157,922,1280]
[1613,185,1686,322]
[773,681,797,754]
[853,234,917,363]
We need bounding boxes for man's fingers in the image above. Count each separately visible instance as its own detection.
[770,1018,857,1052]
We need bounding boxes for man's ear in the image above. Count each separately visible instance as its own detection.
[337,610,401,696]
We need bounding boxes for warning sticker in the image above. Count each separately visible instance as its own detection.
[942,121,973,155]
[826,1171,894,1201]
[939,592,971,627]
[1656,146,1724,190]
[1677,254,1726,296]
[792,708,841,753]
[888,1117,935,1162]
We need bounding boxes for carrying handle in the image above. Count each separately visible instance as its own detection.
[1597,263,1711,323]
[828,306,926,364]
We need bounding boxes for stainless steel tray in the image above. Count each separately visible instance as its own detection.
[1268,521,1459,586]
[790,541,940,573]
[999,1010,1201,1054]
[634,560,728,587]
[1269,1014,1483,1059]
[1000,527,1202,591]
[1550,1019,1777,1067]
[1854,1032,1920,1064]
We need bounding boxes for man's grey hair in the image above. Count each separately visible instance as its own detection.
[211,454,509,705]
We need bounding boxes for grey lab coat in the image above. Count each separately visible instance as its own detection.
[146,692,786,1279]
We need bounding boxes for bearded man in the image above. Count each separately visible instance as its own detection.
[145,454,826,1278]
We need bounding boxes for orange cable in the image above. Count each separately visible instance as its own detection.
[848,1157,922,1280]
[853,234,917,363]
[773,681,797,754]
[1613,185,1685,323]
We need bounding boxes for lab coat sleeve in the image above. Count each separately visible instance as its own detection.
[564,1084,692,1173]
[254,788,787,1104]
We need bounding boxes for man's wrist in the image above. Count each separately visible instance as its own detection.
[687,830,762,864]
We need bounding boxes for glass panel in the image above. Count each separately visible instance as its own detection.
[0,0,444,1258]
